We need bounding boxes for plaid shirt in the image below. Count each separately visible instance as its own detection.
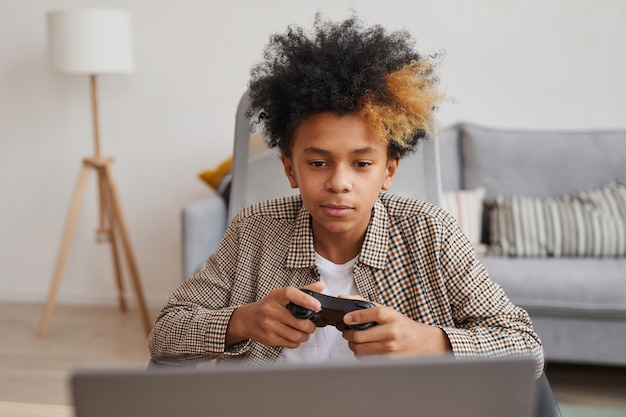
[149,193,544,376]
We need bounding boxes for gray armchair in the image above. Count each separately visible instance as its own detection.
[181,90,443,278]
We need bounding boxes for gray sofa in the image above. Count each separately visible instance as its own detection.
[439,123,626,366]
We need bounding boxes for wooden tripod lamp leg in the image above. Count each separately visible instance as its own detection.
[98,168,127,312]
[38,163,92,338]
[96,166,109,240]
[103,164,152,336]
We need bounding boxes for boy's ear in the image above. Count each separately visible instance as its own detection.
[382,157,400,190]
[281,154,299,188]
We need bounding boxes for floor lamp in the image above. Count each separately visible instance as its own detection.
[38,9,151,337]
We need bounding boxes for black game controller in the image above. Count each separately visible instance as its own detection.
[286,289,377,331]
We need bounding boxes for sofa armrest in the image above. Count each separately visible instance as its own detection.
[181,194,227,280]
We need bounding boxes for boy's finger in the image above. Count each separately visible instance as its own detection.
[343,306,382,326]
[284,286,322,311]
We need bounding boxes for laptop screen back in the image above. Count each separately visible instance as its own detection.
[72,355,537,417]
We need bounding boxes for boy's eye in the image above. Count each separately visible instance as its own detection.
[310,161,327,167]
[355,161,372,168]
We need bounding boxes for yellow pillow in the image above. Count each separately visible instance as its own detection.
[198,157,232,190]
[198,135,266,190]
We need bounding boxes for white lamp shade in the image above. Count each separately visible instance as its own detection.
[48,9,134,74]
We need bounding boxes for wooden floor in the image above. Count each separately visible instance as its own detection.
[0,303,153,406]
[1,302,625,409]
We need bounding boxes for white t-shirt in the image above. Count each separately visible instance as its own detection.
[276,252,359,364]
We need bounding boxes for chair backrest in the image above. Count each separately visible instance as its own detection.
[228,90,443,222]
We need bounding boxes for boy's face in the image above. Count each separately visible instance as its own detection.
[282,112,399,243]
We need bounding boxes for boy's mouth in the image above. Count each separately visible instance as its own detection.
[321,204,353,217]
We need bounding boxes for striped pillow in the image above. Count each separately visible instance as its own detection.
[486,181,626,257]
[442,187,486,253]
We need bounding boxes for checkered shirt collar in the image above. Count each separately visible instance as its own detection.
[285,198,389,270]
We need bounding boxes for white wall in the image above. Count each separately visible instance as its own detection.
[1,0,625,309]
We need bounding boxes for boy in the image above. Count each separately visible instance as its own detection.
[149,15,544,376]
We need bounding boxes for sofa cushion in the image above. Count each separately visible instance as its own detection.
[442,187,487,254]
[486,181,626,257]
[460,124,626,198]
[480,256,626,316]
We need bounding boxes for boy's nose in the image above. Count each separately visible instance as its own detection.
[326,166,352,193]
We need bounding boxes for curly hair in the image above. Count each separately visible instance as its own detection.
[247,14,444,158]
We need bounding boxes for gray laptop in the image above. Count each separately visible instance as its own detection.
[71,355,538,417]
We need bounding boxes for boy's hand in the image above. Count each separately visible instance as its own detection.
[225,282,324,348]
[340,296,452,356]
